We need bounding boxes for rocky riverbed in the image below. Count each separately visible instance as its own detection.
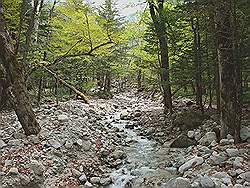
[0,92,249,188]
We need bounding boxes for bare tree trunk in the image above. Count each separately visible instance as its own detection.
[192,18,203,111]
[215,0,241,142]
[149,0,173,114]
[0,1,40,135]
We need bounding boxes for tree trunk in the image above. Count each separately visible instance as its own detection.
[149,0,173,114]
[192,18,203,111]
[215,0,241,142]
[0,0,40,135]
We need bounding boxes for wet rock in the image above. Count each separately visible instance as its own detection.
[79,173,87,184]
[29,160,45,175]
[199,175,215,188]
[90,177,101,184]
[170,135,197,148]
[199,132,217,146]
[179,156,204,173]
[0,139,7,149]
[226,148,239,157]
[58,114,69,122]
[8,167,19,175]
[240,126,250,142]
[164,177,191,188]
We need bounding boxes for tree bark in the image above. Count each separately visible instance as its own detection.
[149,0,173,114]
[0,0,41,135]
[215,0,241,142]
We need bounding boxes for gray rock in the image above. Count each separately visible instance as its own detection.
[58,114,69,122]
[48,139,61,149]
[8,167,19,175]
[72,169,81,178]
[170,135,197,148]
[164,177,191,188]
[90,177,101,184]
[199,132,217,146]
[209,152,227,165]
[65,140,73,149]
[120,110,129,120]
[100,177,112,186]
[179,156,204,173]
[220,139,230,145]
[212,172,230,179]
[79,173,87,184]
[226,148,239,157]
[84,181,93,188]
[29,160,45,175]
[0,139,7,149]
[76,139,83,146]
[233,184,244,188]
[111,149,126,160]
[233,157,243,169]
[199,175,215,188]
[240,126,250,142]
[188,131,195,138]
[239,171,250,182]
[82,140,92,151]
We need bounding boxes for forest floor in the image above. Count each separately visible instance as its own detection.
[0,92,249,188]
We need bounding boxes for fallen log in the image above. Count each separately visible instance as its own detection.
[43,66,89,104]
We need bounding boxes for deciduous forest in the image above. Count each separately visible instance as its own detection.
[0,0,249,187]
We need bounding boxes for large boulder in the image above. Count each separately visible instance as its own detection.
[164,177,191,188]
[199,132,217,146]
[172,110,209,131]
[178,156,204,173]
[170,135,197,148]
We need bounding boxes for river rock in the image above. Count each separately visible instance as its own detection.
[0,139,7,149]
[8,167,19,175]
[209,152,227,165]
[187,131,195,138]
[170,135,197,148]
[48,139,61,149]
[90,177,101,184]
[58,114,69,122]
[82,140,92,151]
[199,132,217,146]
[120,110,129,120]
[220,139,230,145]
[79,173,87,184]
[29,160,45,175]
[164,177,191,188]
[240,126,250,142]
[72,169,81,178]
[179,156,204,173]
[111,149,126,160]
[100,177,112,186]
[226,148,239,157]
[199,175,215,188]
[233,157,243,168]
[239,171,250,182]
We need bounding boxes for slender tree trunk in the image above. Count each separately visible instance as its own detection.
[215,0,241,142]
[149,0,173,114]
[192,18,203,111]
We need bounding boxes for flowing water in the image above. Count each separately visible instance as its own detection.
[105,111,177,188]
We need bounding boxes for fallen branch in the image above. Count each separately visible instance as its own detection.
[43,66,89,104]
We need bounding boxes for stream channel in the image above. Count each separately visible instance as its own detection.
[103,108,178,188]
